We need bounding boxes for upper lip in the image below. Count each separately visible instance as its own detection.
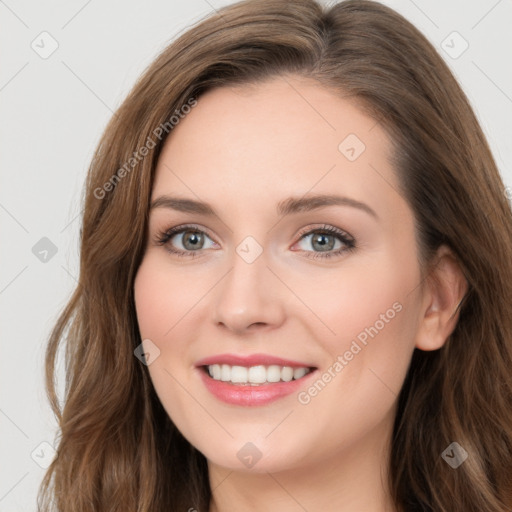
[195,353,315,369]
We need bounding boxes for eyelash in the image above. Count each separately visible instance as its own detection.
[154,223,356,260]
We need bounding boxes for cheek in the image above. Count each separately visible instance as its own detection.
[133,256,197,423]
[291,267,419,448]
[133,254,214,397]
[133,254,203,341]
[134,260,168,341]
[308,253,421,403]
[133,255,194,388]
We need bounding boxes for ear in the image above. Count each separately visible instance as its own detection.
[415,244,469,351]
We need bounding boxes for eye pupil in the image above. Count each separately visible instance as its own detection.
[183,231,203,250]
[312,233,334,251]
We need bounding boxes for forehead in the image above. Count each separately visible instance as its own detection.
[151,76,404,221]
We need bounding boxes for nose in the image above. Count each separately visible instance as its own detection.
[213,247,286,335]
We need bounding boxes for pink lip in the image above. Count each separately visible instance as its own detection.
[198,371,316,406]
[195,353,314,368]
[195,353,317,406]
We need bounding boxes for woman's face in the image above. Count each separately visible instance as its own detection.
[134,76,426,473]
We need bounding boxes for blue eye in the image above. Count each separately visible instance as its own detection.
[155,224,215,258]
[155,223,356,260]
[294,225,356,260]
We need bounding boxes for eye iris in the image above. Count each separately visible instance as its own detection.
[312,233,334,252]
[183,231,203,250]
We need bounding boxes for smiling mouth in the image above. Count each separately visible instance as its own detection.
[202,364,316,386]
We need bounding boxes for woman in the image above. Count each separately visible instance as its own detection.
[38,0,512,510]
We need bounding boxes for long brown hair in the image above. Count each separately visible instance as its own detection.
[38,0,512,510]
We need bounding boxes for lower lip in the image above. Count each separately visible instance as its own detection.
[198,368,316,406]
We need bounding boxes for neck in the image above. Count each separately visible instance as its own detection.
[208,407,400,512]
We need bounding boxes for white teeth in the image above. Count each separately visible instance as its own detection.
[212,364,221,380]
[220,364,231,382]
[248,365,267,384]
[267,365,281,382]
[206,364,312,385]
[231,366,247,383]
[281,366,294,382]
[293,367,307,380]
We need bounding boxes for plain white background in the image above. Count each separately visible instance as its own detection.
[1,0,511,510]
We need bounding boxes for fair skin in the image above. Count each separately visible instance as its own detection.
[134,75,467,511]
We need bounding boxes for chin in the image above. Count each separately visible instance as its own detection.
[189,431,311,474]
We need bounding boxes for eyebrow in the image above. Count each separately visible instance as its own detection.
[149,193,378,220]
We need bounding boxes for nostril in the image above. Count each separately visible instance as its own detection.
[249,322,266,328]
